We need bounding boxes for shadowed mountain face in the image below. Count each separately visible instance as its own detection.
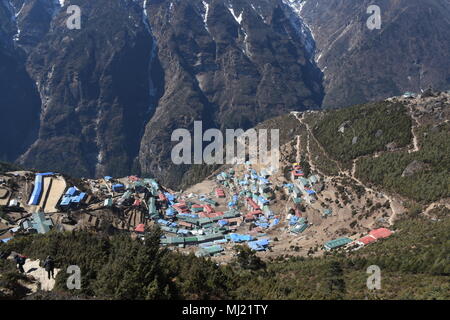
[298,0,450,108]
[0,0,323,187]
[0,0,448,188]
[138,0,324,186]
[0,0,41,161]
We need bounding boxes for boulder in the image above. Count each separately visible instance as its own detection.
[401,160,426,177]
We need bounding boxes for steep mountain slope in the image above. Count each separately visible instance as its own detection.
[17,0,159,177]
[1,0,449,189]
[137,0,323,187]
[0,0,41,161]
[296,0,450,108]
[0,0,323,186]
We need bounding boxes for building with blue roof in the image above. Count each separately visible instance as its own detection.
[59,187,87,209]
[28,174,43,206]
[229,233,254,243]
[248,239,270,251]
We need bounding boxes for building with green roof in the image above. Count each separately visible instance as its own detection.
[324,237,352,251]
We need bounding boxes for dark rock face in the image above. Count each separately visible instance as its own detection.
[0,0,41,161]
[18,0,159,177]
[300,0,450,109]
[1,0,323,187]
[1,0,448,189]
[138,0,323,186]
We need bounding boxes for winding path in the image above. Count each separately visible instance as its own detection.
[290,111,399,225]
[23,259,60,292]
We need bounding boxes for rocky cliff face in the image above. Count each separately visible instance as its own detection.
[297,0,450,108]
[0,0,323,187]
[138,0,323,186]
[0,0,448,188]
[0,0,41,161]
[17,0,159,177]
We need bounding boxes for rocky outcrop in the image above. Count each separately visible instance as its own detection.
[402,160,426,177]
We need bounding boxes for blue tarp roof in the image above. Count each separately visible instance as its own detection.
[66,187,77,196]
[157,219,170,226]
[166,208,176,216]
[258,196,269,204]
[229,233,254,243]
[248,238,270,251]
[270,218,279,227]
[255,222,269,228]
[218,220,228,226]
[289,216,299,225]
[28,175,43,206]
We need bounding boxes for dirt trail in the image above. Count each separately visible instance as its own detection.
[296,135,301,163]
[291,111,400,225]
[424,201,450,215]
[408,105,421,153]
[292,112,327,177]
[23,259,60,292]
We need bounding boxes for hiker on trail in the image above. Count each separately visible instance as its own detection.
[14,254,26,273]
[43,256,55,279]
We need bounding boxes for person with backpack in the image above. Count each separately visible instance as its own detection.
[43,256,55,279]
[14,254,26,273]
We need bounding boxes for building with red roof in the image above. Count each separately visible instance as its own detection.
[246,198,260,211]
[203,204,215,214]
[215,188,226,198]
[356,235,377,246]
[369,228,392,239]
[135,224,145,233]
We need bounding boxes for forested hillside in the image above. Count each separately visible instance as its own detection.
[1,211,449,300]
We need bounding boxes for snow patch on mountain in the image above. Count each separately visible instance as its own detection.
[227,4,243,25]
[282,0,320,64]
[2,0,20,42]
[201,1,210,32]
